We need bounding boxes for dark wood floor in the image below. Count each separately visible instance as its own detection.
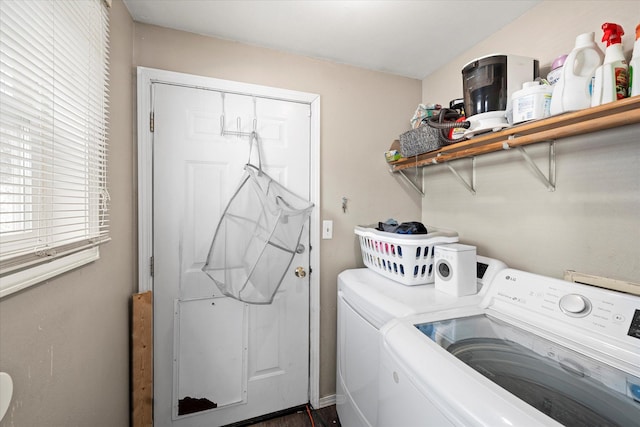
[245,405,341,427]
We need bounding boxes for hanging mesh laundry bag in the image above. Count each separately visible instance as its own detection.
[202,132,314,304]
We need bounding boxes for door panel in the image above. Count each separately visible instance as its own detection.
[181,161,230,300]
[153,83,311,426]
[175,298,248,412]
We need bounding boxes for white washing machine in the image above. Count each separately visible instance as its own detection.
[336,256,506,427]
[379,268,640,427]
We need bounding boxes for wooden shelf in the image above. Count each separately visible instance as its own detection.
[390,96,640,172]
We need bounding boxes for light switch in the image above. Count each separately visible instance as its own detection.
[322,220,333,239]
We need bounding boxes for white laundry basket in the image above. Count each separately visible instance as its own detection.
[355,226,458,285]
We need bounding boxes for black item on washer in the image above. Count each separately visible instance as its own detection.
[377,221,428,235]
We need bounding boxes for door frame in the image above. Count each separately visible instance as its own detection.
[136,67,322,408]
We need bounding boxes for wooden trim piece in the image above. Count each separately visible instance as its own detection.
[315,394,337,409]
[564,270,640,296]
[132,291,153,427]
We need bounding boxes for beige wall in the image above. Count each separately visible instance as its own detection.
[0,1,135,426]
[0,3,421,422]
[421,1,640,282]
[133,24,422,399]
[5,2,637,425]
[422,1,639,104]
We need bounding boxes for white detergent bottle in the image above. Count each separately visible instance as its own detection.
[550,32,603,115]
[592,23,628,106]
[629,24,640,97]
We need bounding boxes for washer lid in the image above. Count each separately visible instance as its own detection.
[417,314,640,427]
[338,269,483,329]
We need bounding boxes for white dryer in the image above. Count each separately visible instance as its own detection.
[379,268,640,426]
[336,256,506,427]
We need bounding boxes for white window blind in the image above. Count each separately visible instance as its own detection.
[0,0,110,297]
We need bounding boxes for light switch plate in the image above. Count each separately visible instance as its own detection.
[322,220,333,239]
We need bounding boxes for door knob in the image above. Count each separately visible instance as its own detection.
[294,266,307,278]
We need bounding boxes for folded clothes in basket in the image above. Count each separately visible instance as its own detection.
[376,220,428,235]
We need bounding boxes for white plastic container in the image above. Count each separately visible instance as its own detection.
[629,24,640,97]
[547,54,567,85]
[591,23,628,106]
[434,243,477,297]
[550,32,604,115]
[512,81,554,123]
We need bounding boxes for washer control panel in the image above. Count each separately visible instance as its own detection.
[629,310,640,339]
[485,269,640,345]
[476,255,507,288]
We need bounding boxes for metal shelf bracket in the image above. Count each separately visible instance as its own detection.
[444,157,476,195]
[506,138,556,191]
[393,168,424,196]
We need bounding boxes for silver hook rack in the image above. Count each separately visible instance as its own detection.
[220,93,257,138]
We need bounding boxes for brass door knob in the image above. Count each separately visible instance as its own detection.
[294,266,307,278]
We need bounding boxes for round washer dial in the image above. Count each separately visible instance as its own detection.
[559,294,592,317]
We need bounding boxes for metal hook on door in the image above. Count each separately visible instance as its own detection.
[219,92,258,138]
[252,96,257,133]
[220,92,226,136]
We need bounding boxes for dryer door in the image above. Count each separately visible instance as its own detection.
[336,291,379,427]
[416,315,640,427]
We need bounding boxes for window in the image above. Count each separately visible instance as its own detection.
[0,0,110,297]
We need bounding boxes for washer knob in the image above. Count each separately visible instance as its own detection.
[559,294,591,317]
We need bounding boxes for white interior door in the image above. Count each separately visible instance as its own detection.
[152,82,313,426]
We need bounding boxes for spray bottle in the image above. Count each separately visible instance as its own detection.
[629,24,640,97]
[591,23,628,106]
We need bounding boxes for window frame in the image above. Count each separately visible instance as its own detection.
[0,0,110,298]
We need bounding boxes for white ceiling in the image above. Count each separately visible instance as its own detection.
[122,0,541,80]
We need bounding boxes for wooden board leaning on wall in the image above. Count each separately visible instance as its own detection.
[132,291,153,427]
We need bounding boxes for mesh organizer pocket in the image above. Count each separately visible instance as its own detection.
[202,132,314,304]
[355,225,458,286]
